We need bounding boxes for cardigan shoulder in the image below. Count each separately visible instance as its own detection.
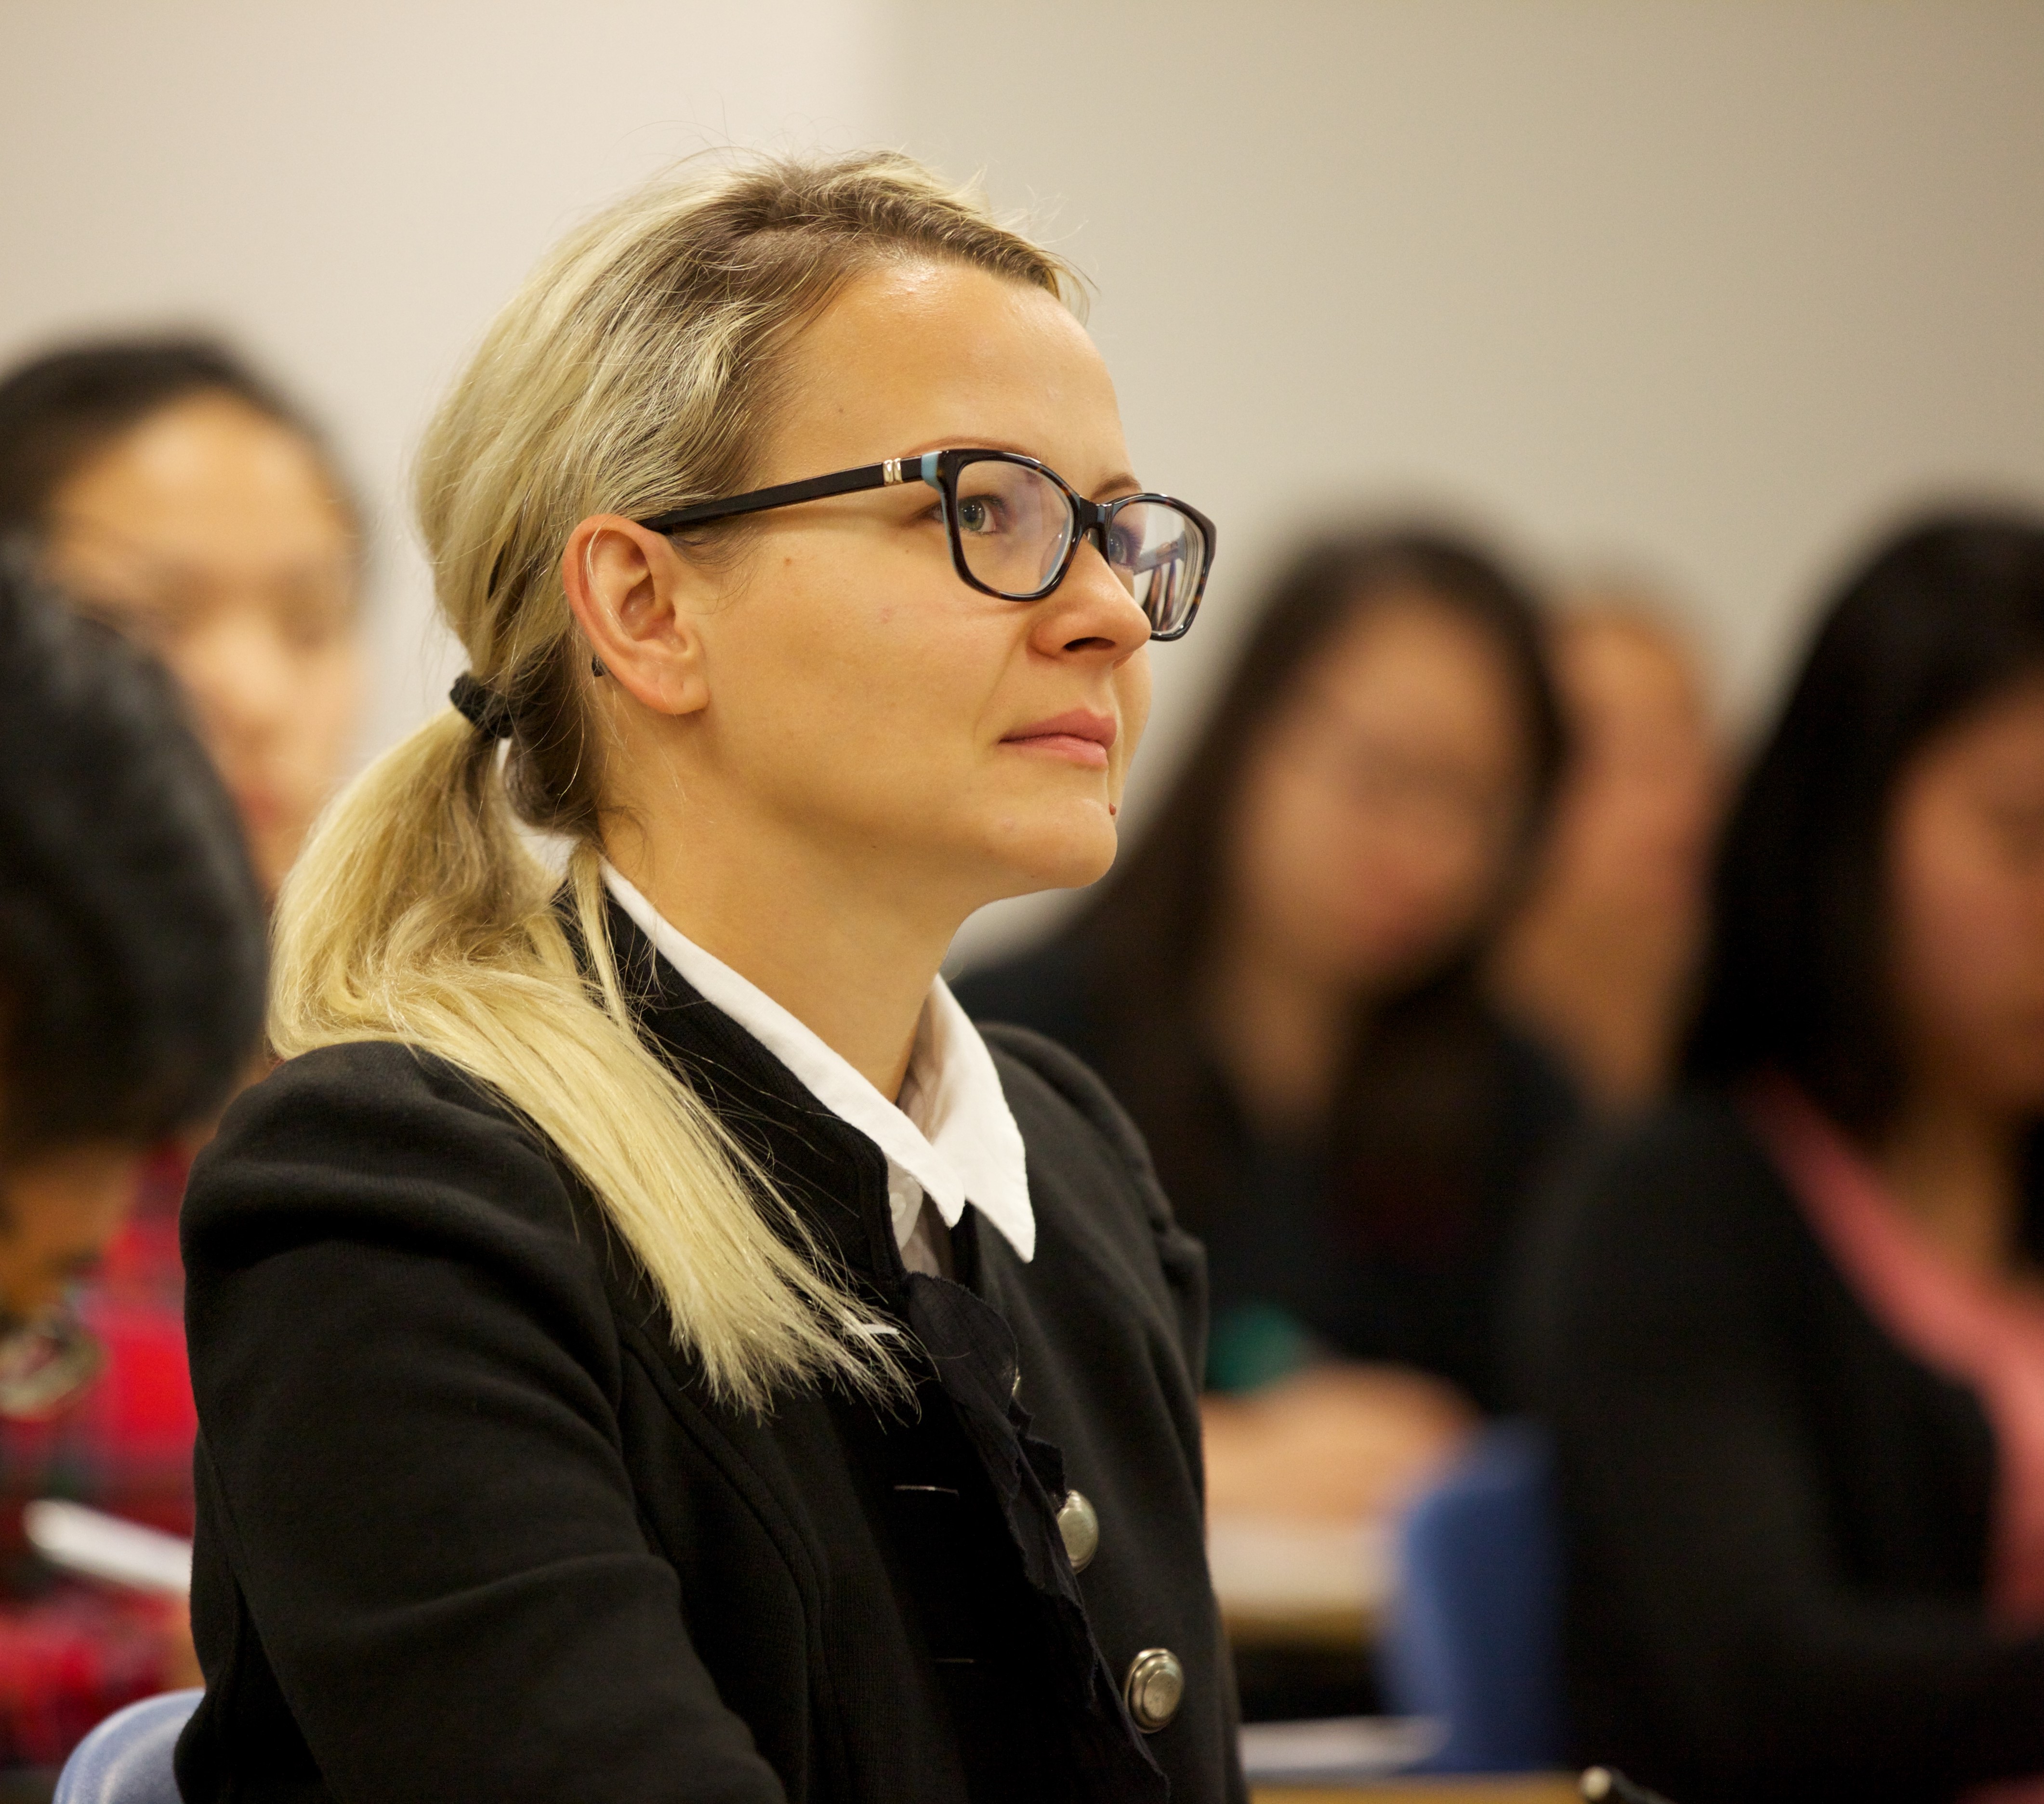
[982,1022,1169,1220]
[190,1039,579,1228]
[980,1022,1209,1383]
[182,1039,627,1369]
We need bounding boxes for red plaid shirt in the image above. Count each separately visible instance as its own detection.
[0,1146,196,1767]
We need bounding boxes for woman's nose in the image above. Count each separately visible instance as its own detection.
[1031,539,1152,661]
[177,603,298,745]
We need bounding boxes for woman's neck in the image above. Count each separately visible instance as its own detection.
[1201,927,1358,1139]
[1875,1079,2027,1278]
[606,815,963,1101]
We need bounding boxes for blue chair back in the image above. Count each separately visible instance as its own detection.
[1378,1419,1562,1772]
[53,1688,202,1804]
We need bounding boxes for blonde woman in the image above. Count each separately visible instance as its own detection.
[171,154,1234,1804]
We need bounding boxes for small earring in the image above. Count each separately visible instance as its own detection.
[591,655,608,677]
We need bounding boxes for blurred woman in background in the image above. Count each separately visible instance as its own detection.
[0,560,266,1764]
[1492,591,1720,1113]
[1526,513,2044,1804]
[0,336,362,1771]
[0,337,364,898]
[960,527,1576,1519]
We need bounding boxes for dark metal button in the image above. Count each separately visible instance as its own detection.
[1056,1489,1100,1573]
[1123,1646,1184,1732]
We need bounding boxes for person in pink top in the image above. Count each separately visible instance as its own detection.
[1524,511,2044,1804]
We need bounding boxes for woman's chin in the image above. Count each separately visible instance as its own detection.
[975,810,1121,899]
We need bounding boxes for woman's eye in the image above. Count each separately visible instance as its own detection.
[956,496,1007,536]
[72,587,185,644]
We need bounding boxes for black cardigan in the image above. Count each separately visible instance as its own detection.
[172,908,1245,1804]
[1519,1090,2044,1804]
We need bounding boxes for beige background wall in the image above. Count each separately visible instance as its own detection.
[4,0,2043,962]
[889,0,2044,958]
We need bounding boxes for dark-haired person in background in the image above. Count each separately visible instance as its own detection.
[1524,512,2044,1804]
[0,336,359,1774]
[960,528,1579,1527]
[0,560,266,1766]
[0,336,364,898]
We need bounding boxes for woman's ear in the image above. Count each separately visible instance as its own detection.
[560,516,712,719]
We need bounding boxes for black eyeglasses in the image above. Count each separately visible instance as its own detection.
[637,449,1215,641]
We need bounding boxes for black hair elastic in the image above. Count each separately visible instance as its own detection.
[449,673,514,740]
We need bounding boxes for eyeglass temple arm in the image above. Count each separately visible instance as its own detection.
[637,453,944,536]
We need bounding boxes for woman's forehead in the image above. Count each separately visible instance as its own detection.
[771,262,1130,490]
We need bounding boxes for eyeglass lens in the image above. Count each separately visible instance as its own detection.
[954,460,1075,597]
[952,459,1206,636]
[1104,498,1205,639]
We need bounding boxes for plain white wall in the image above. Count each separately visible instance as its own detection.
[5,1,2043,965]
[887,0,2044,960]
[0,0,885,753]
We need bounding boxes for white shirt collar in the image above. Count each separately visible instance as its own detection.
[602,866,1034,1265]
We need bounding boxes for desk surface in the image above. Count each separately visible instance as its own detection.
[1253,1776,1579,1804]
[1211,1514,1389,1650]
[1225,1600,1378,1650]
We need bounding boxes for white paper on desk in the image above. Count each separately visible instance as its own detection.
[1205,1515,1391,1615]
[23,1500,193,1599]
[1239,1714,1444,1783]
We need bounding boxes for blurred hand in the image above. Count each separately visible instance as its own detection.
[1202,1361,1477,1522]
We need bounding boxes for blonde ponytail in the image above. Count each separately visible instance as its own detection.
[272,151,1080,1411]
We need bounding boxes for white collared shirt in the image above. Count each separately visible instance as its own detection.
[603,867,1035,1273]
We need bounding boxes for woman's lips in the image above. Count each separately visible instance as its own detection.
[1001,710,1117,770]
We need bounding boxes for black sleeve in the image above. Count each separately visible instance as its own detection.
[178,1043,785,1804]
[1524,1098,2044,1786]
